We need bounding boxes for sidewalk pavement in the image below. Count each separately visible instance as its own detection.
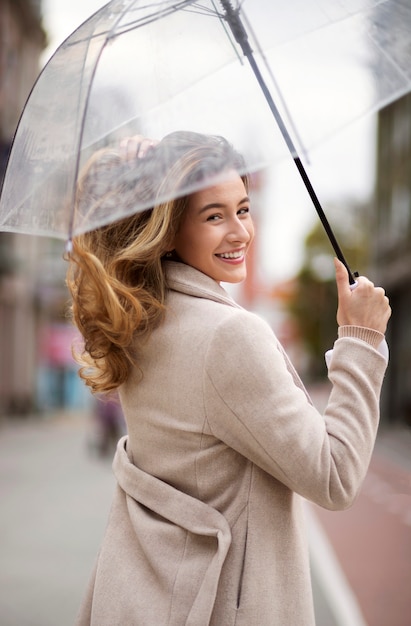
[0,411,115,626]
[308,384,411,626]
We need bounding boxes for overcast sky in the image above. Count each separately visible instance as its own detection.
[42,0,106,61]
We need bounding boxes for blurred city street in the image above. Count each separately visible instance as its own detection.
[308,384,411,626]
[0,410,115,626]
[311,428,411,626]
[1,405,410,626]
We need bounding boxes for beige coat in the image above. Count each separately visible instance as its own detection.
[77,262,387,626]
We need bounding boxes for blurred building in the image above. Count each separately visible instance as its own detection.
[373,93,411,427]
[0,0,46,414]
[0,0,45,146]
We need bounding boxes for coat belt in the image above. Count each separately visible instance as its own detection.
[112,436,232,626]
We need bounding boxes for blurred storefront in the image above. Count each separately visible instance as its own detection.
[0,0,45,144]
[373,93,411,427]
[0,0,46,414]
[0,1,90,415]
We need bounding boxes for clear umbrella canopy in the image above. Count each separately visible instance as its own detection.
[0,0,410,242]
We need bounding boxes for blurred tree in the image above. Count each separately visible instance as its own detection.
[286,197,371,380]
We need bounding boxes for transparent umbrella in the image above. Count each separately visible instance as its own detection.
[0,0,410,283]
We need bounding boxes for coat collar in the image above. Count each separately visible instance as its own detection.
[165,261,242,309]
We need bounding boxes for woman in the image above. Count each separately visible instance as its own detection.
[67,131,391,625]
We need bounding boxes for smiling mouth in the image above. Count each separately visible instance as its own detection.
[216,250,245,259]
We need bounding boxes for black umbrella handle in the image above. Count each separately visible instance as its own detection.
[219,0,358,285]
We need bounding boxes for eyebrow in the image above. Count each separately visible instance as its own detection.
[198,196,250,214]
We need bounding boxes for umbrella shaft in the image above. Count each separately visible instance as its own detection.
[293,156,356,280]
[220,0,357,285]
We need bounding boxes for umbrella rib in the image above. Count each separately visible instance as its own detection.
[67,0,146,244]
[240,9,310,164]
[65,0,199,45]
[366,28,411,87]
[219,0,357,284]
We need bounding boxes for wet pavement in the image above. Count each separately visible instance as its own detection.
[0,408,409,625]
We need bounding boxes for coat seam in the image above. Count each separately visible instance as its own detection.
[167,529,190,625]
[236,464,253,611]
[203,369,294,486]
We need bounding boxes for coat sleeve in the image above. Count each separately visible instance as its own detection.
[203,309,388,511]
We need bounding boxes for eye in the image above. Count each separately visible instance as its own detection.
[238,206,250,216]
[206,213,222,222]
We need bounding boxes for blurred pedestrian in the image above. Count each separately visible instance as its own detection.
[90,393,126,457]
[66,131,391,625]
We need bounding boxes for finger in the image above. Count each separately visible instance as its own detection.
[119,135,156,161]
[119,137,140,161]
[334,258,351,297]
[356,276,374,290]
[136,139,156,159]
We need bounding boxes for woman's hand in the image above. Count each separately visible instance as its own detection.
[334,258,391,334]
[119,135,158,161]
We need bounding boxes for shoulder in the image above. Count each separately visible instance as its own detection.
[213,306,275,341]
[205,307,283,382]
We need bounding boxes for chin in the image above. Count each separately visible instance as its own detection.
[222,272,247,284]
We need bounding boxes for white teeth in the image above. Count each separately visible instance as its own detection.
[218,251,243,259]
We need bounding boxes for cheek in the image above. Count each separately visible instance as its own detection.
[174,222,205,259]
[174,219,193,251]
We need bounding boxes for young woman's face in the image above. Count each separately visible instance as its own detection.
[173,169,255,283]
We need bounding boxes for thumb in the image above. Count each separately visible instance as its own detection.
[334,258,351,297]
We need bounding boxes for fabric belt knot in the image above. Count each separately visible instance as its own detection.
[112,435,232,626]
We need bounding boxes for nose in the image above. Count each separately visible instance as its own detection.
[227,215,253,243]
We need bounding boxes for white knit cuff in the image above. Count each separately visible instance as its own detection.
[337,325,385,350]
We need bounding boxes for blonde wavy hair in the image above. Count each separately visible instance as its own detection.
[66,131,248,393]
